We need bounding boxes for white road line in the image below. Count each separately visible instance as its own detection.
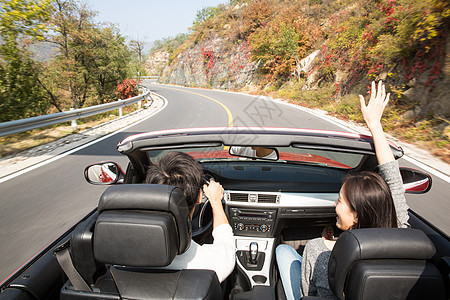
[0,93,168,184]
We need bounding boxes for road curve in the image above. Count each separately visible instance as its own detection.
[0,82,448,283]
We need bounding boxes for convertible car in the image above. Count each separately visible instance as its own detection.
[0,127,448,300]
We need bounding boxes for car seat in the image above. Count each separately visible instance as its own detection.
[59,184,222,300]
[303,228,446,300]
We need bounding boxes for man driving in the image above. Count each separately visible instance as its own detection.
[145,151,235,282]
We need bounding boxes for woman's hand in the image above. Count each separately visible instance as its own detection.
[359,80,390,132]
[359,80,394,164]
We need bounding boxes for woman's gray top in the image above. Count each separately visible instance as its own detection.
[301,160,409,298]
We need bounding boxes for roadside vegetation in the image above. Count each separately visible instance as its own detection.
[0,0,147,157]
[150,0,449,162]
[0,0,146,123]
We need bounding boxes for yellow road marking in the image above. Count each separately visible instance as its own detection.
[162,86,234,127]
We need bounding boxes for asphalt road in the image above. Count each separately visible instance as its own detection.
[0,82,449,283]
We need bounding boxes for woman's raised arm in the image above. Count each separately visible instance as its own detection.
[360,80,409,228]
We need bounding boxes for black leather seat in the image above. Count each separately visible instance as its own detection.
[61,184,222,300]
[304,228,446,300]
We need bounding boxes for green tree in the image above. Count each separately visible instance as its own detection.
[192,6,222,29]
[44,0,131,109]
[46,0,98,109]
[93,26,131,103]
[0,0,51,122]
[248,15,316,80]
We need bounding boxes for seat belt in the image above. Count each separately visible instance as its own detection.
[54,239,92,292]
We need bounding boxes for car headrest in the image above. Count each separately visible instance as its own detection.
[328,228,436,299]
[94,184,191,267]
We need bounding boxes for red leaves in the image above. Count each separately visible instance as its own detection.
[116,79,138,99]
[378,0,397,16]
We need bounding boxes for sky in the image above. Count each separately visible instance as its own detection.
[86,0,227,45]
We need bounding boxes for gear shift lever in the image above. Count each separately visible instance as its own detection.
[249,242,258,264]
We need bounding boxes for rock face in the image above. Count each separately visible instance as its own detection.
[398,33,450,119]
[146,33,450,119]
[145,51,170,76]
[158,37,258,90]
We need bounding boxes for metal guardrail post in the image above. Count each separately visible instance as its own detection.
[70,108,77,131]
[118,99,123,117]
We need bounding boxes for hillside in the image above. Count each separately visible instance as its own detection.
[28,41,58,62]
[146,0,450,162]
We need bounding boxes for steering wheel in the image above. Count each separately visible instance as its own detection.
[192,174,215,244]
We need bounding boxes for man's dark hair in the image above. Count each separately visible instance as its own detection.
[145,152,203,210]
[342,171,398,229]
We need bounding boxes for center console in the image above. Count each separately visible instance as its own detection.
[228,206,278,289]
[234,236,275,287]
[229,208,277,237]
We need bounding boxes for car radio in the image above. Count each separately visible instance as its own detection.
[229,208,276,236]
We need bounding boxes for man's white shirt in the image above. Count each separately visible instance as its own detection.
[161,224,235,282]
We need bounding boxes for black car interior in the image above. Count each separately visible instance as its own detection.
[53,177,448,300]
[59,184,222,300]
[1,128,448,300]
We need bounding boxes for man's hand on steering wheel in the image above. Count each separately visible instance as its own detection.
[203,179,228,229]
[203,180,223,207]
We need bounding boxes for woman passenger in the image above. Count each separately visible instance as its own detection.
[276,80,409,300]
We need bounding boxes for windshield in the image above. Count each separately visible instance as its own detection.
[146,146,364,169]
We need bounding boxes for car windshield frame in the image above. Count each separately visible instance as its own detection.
[145,145,366,170]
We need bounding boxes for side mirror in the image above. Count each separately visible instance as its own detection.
[400,167,432,194]
[229,146,279,161]
[84,161,125,185]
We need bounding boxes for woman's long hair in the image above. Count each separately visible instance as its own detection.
[342,171,398,229]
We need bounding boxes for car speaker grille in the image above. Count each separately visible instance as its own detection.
[229,193,279,203]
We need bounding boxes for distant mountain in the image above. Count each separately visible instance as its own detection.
[29,42,58,62]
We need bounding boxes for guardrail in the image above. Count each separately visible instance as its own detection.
[140,76,159,80]
[0,89,151,138]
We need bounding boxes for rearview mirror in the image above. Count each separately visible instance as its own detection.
[229,146,279,161]
[84,161,125,185]
[400,167,432,194]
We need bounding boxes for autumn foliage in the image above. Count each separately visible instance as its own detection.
[246,2,321,82]
[116,79,138,99]
[314,0,449,94]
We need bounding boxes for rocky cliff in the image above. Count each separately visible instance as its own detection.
[150,34,449,120]
[160,37,258,90]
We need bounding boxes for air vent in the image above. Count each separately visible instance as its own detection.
[229,193,279,203]
[230,193,249,202]
[257,194,279,203]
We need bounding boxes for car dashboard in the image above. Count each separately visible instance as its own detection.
[222,188,338,288]
[194,159,345,287]
[224,190,337,237]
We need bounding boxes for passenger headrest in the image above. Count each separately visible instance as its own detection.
[328,228,436,299]
[94,184,191,267]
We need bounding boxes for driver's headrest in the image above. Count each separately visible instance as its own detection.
[94,184,191,267]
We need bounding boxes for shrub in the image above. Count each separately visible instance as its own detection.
[247,5,320,83]
[116,79,138,99]
[318,0,450,86]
